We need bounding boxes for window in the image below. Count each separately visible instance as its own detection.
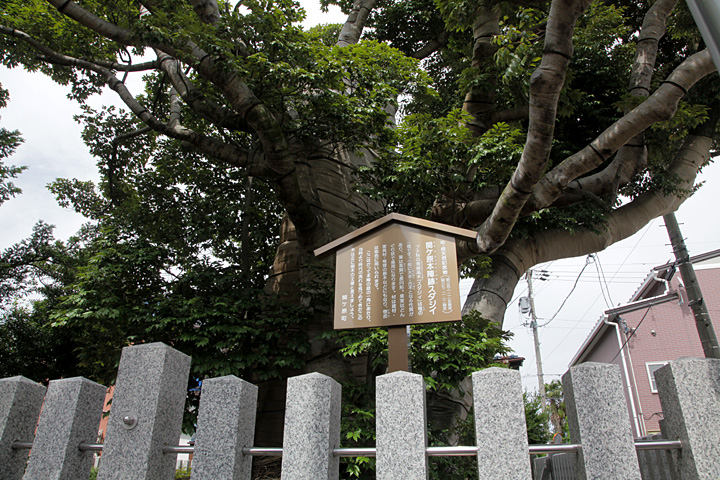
[646,362,669,393]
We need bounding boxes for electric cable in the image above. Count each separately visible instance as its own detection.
[537,256,592,327]
[590,254,613,309]
[609,308,652,364]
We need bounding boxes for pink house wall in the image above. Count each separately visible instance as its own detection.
[572,261,720,436]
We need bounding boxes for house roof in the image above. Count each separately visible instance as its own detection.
[620,249,720,304]
[652,248,720,272]
[566,249,720,367]
[313,212,478,259]
[569,291,679,367]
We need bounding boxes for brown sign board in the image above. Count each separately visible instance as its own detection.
[314,213,478,330]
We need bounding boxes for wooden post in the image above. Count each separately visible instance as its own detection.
[388,326,409,372]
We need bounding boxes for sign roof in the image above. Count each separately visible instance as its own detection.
[313,212,477,259]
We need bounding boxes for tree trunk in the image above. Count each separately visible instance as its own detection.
[256,145,382,445]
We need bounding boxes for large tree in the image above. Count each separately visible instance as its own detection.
[1,0,718,444]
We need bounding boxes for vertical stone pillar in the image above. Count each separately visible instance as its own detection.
[191,376,258,480]
[472,368,531,479]
[376,371,428,480]
[563,362,641,480]
[23,377,106,480]
[281,373,341,480]
[97,342,191,480]
[0,376,46,480]
[655,357,720,479]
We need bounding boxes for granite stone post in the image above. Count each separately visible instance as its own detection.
[376,371,428,480]
[23,377,106,480]
[472,368,531,479]
[0,376,46,480]
[97,342,191,480]
[562,362,641,480]
[655,357,720,479]
[191,376,258,480]
[281,373,341,480]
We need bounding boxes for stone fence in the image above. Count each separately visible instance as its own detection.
[1,342,718,479]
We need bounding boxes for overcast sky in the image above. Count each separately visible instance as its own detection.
[1,3,719,392]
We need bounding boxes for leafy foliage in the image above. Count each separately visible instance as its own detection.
[338,310,511,391]
[334,310,511,477]
[546,379,569,438]
[0,84,24,206]
[524,391,551,445]
[357,110,525,217]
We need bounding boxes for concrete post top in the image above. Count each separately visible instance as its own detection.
[0,376,43,385]
[203,374,250,383]
[288,372,336,381]
[49,377,105,388]
[669,356,720,365]
[567,361,619,372]
[122,341,191,358]
[378,371,422,379]
[472,366,519,376]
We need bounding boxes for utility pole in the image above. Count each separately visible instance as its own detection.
[663,213,720,358]
[527,270,548,413]
[685,0,720,70]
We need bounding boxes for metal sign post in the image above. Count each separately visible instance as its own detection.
[315,213,478,372]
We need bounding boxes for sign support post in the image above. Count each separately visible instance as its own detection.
[387,326,409,372]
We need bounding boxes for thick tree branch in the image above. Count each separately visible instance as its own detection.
[47,0,137,46]
[462,5,501,136]
[457,44,714,229]
[529,49,716,211]
[411,31,451,60]
[604,0,678,202]
[476,0,592,253]
[103,74,259,172]
[45,0,326,247]
[336,0,377,47]
[511,134,711,269]
[462,130,714,323]
[1,23,256,171]
[491,106,530,124]
[155,51,252,133]
[629,0,678,95]
[188,0,221,25]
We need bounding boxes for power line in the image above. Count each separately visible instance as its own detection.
[609,308,652,364]
[537,256,591,328]
[590,254,614,309]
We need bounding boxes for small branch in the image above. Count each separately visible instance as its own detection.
[86,58,161,72]
[112,126,153,145]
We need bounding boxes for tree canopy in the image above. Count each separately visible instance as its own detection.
[0,0,718,447]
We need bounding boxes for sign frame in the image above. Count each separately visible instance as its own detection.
[314,213,478,371]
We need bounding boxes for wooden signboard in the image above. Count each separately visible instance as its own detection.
[314,213,478,371]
